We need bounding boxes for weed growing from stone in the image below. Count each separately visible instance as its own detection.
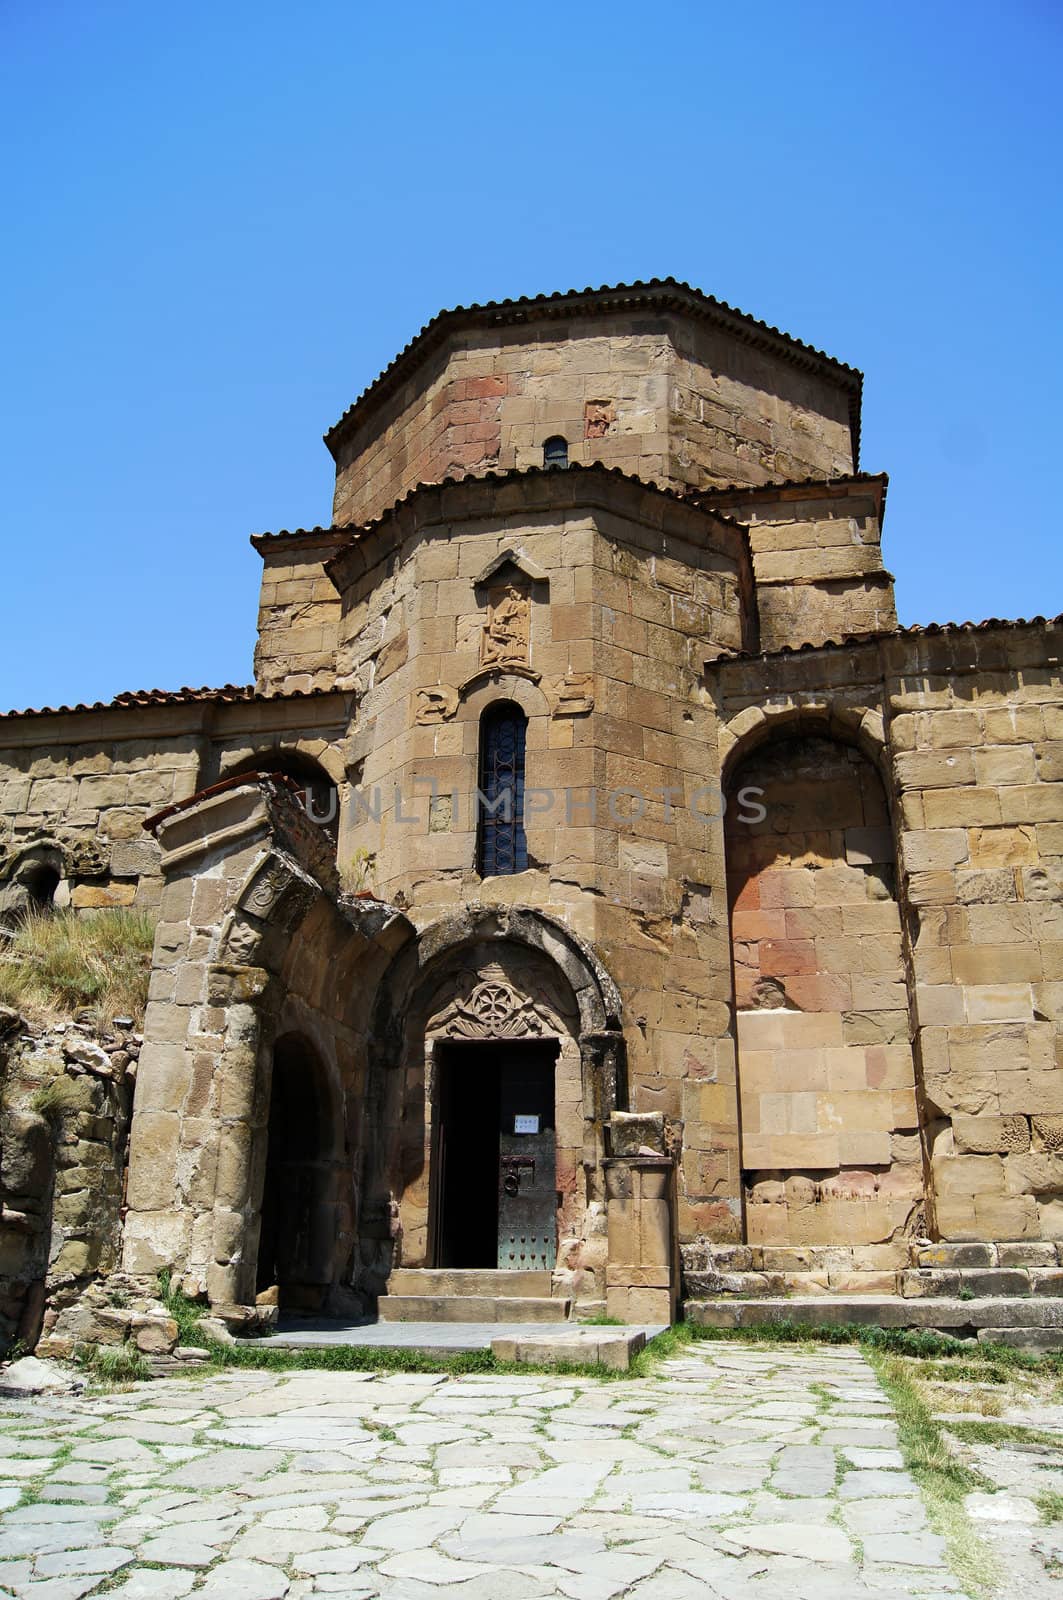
[157,1271,207,1346]
[1037,1489,1063,1523]
[75,1341,150,1385]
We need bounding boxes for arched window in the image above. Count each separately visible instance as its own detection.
[477,702,528,876]
[543,435,568,469]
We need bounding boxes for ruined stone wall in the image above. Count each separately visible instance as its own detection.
[328,312,857,529]
[0,1010,136,1356]
[0,718,201,914]
[0,696,352,915]
[726,736,923,1258]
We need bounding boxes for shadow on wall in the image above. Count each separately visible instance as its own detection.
[256,1032,345,1311]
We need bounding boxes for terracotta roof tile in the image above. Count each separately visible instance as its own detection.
[0,684,340,723]
[323,278,864,465]
[723,614,1063,664]
[250,461,751,552]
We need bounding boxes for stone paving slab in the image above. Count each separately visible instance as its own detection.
[251,1320,667,1352]
[0,1342,972,1598]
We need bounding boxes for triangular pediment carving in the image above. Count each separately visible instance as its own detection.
[473,548,549,588]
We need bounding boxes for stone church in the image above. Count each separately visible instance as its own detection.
[3,278,1063,1348]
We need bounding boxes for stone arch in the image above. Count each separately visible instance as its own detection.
[218,749,341,839]
[719,698,888,792]
[724,727,926,1257]
[363,905,624,1293]
[0,839,65,930]
[459,672,551,725]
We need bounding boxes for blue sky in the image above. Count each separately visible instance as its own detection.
[2,0,1060,711]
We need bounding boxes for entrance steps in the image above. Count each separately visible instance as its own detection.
[682,1240,1063,1301]
[682,1243,1063,1351]
[377,1268,571,1324]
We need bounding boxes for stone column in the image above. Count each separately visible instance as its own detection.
[604,1112,678,1324]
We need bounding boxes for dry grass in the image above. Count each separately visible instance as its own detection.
[923,1384,1006,1417]
[0,908,156,1027]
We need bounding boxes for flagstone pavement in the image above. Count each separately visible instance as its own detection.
[0,1341,975,1600]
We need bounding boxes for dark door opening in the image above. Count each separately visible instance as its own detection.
[257,1034,334,1309]
[432,1039,558,1270]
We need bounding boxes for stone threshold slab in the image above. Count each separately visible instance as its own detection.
[241,1318,667,1353]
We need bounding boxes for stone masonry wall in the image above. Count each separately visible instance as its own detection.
[328,471,754,1250]
[712,618,1063,1252]
[328,311,856,529]
[704,481,896,653]
[726,736,923,1256]
[0,695,352,914]
[887,628,1063,1243]
[252,535,346,695]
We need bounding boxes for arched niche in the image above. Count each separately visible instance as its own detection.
[724,731,925,1252]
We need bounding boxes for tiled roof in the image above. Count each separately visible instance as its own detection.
[323,278,864,461]
[251,461,752,552]
[725,614,1063,663]
[695,471,888,501]
[0,684,342,723]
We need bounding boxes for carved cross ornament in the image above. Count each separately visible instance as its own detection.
[440,979,547,1039]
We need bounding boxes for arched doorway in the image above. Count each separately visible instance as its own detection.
[256,1033,340,1309]
[725,733,925,1249]
[363,907,625,1304]
[431,1031,561,1270]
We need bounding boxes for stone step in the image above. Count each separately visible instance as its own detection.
[912,1241,1063,1270]
[686,1264,1063,1300]
[685,1295,1063,1336]
[901,1268,1063,1298]
[685,1270,900,1298]
[378,1295,570,1324]
[387,1269,553,1298]
[977,1327,1063,1351]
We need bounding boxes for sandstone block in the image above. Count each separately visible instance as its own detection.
[132,1314,179,1354]
[954,1115,1030,1155]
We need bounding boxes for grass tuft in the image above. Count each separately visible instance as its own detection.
[870,1350,1002,1596]
[157,1271,207,1346]
[29,1077,83,1120]
[0,908,155,1027]
[945,1418,1063,1449]
[1037,1489,1063,1523]
[74,1341,150,1385]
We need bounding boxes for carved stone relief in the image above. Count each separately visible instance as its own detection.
[440,979,546,1038]
[415,685,459,725]
[584,400,616,439]
[550,673,594,716]
[480,581,530,670]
